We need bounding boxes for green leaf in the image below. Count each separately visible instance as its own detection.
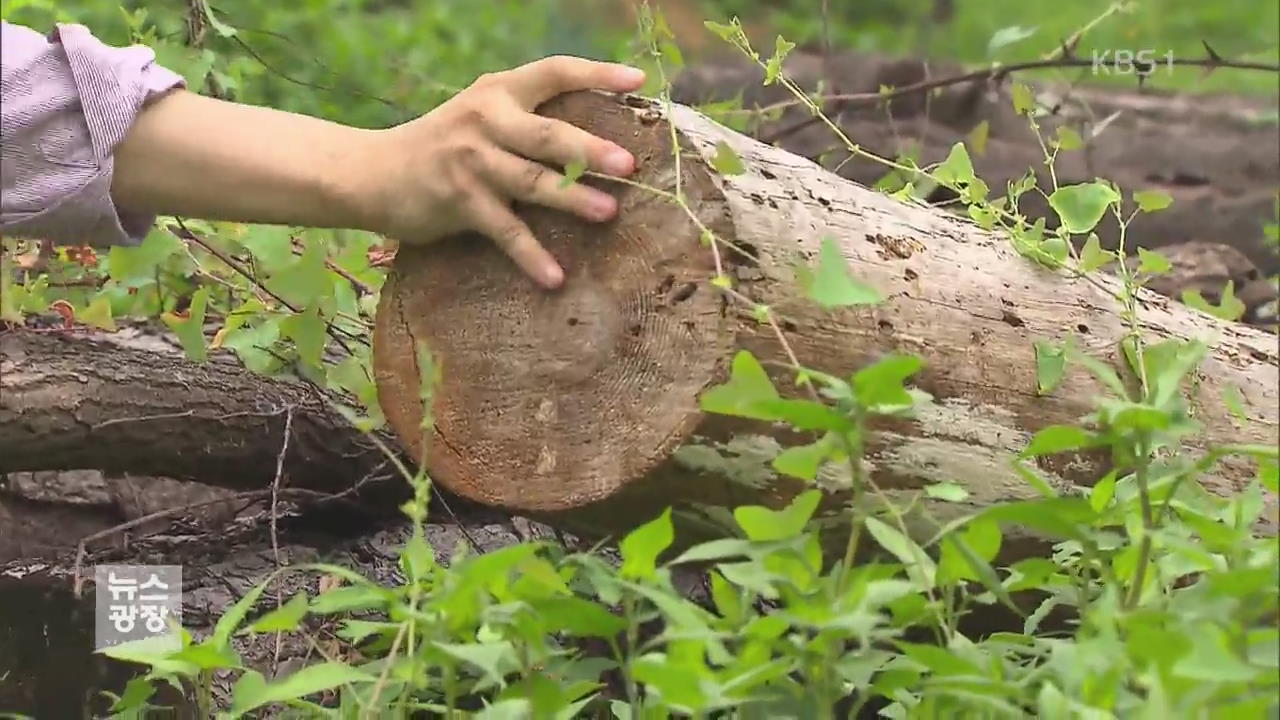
[1054,125,1083,151]
[699,350,780,420]
[734,489,822,541]
[1222,384,1249,422]
[967,121,990,157]
[1133,189,1173,212]
[1033,340,1067,395]
[1011,83,1036,115]
[764,35,796,85]
[436,641,519,689]
[212,574,273,648]
[852,353,923,411]
[1136,247,1172,275]
[1182,283,1246,321]
[981,497,1096,538]
[711,140,746,175]
[243,592,309,634]
[1021,424,1097,457]
[268,236,332,310]
[925,483,970,502]
[561,156,587,187]
[1172,624,1260,682]
[231,663,375,715]
[1048,181,1119,234]
[773,434,835,480]
[79,295,116,331]
[310,585,390,614]
[1090,471,1117,512]
[933,142,976,187]
[108,228,183,287]
[529,596,628,637]
[1079,234,1114,272]
[281,306,327,369]
[803,236,882,309]
[619,508,674,580]
[161,287,211,364]
[865,517,936,588]
[987,25,1038,55]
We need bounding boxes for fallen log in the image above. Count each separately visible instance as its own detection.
[372,89,1279,549]
[0,325,393,501]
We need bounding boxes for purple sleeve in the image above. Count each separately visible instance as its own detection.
[1,21,185,248]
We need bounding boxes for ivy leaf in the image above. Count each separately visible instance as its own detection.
[1182,283,1246,321]
[699,350,780,420]
[1079,234,1114,271]
[162,287,211,364]
[967,121,990,157]
[1048,181,1119,234]
[79,295,116,331]
[933,142,976,187]
[268,237,332,310]
[804,236,882,309]
[560,156,587,188]
[1011,83,1036,115]
[1133,189,1173,212]
[619,508,674,580]
[851,353,924,414]
[108,229,183,288]
[711,140,746,176]
[764,35,796,85]
[734,489,822,541]
[1033,340,1067,395]
[773,434,835,480]
[282,306,327,369]
[1136,247,1172,275]
[1054,125,1083,151]
[703,20,738,42]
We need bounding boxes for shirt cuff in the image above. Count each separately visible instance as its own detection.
[56,23,186,246]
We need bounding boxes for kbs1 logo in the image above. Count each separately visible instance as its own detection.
[1091,49,1175,76]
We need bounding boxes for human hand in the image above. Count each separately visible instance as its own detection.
[358,55,648,289]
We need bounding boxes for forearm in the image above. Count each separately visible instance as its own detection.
[110,90,382,233]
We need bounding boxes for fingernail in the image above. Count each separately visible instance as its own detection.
[603,147,633,175]
[590,192,617,220]
[617,66,646,86]
[543,261,564,287]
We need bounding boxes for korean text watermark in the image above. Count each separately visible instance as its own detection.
[94,564,183,652]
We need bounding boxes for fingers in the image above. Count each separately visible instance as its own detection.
[462,181,564,289]
[481,148,618,222]
[485,105,635,177]
[501,55,646,108]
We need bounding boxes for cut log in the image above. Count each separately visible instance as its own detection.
[372,90,1279,547]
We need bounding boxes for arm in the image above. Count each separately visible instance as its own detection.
[2,21,646,289]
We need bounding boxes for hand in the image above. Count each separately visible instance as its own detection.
[359,56,648,288]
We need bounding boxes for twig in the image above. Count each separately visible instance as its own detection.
[269,407,294,666]
[759,53,1280,144]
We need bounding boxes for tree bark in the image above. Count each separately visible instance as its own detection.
[0,325,394,501]
[372,89,1279,548]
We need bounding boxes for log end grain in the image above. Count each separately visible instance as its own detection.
[372,91,737,511]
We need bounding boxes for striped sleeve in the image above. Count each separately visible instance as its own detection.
[0,21,185,248]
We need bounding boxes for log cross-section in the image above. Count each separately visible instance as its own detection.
[372,90,1278,543]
